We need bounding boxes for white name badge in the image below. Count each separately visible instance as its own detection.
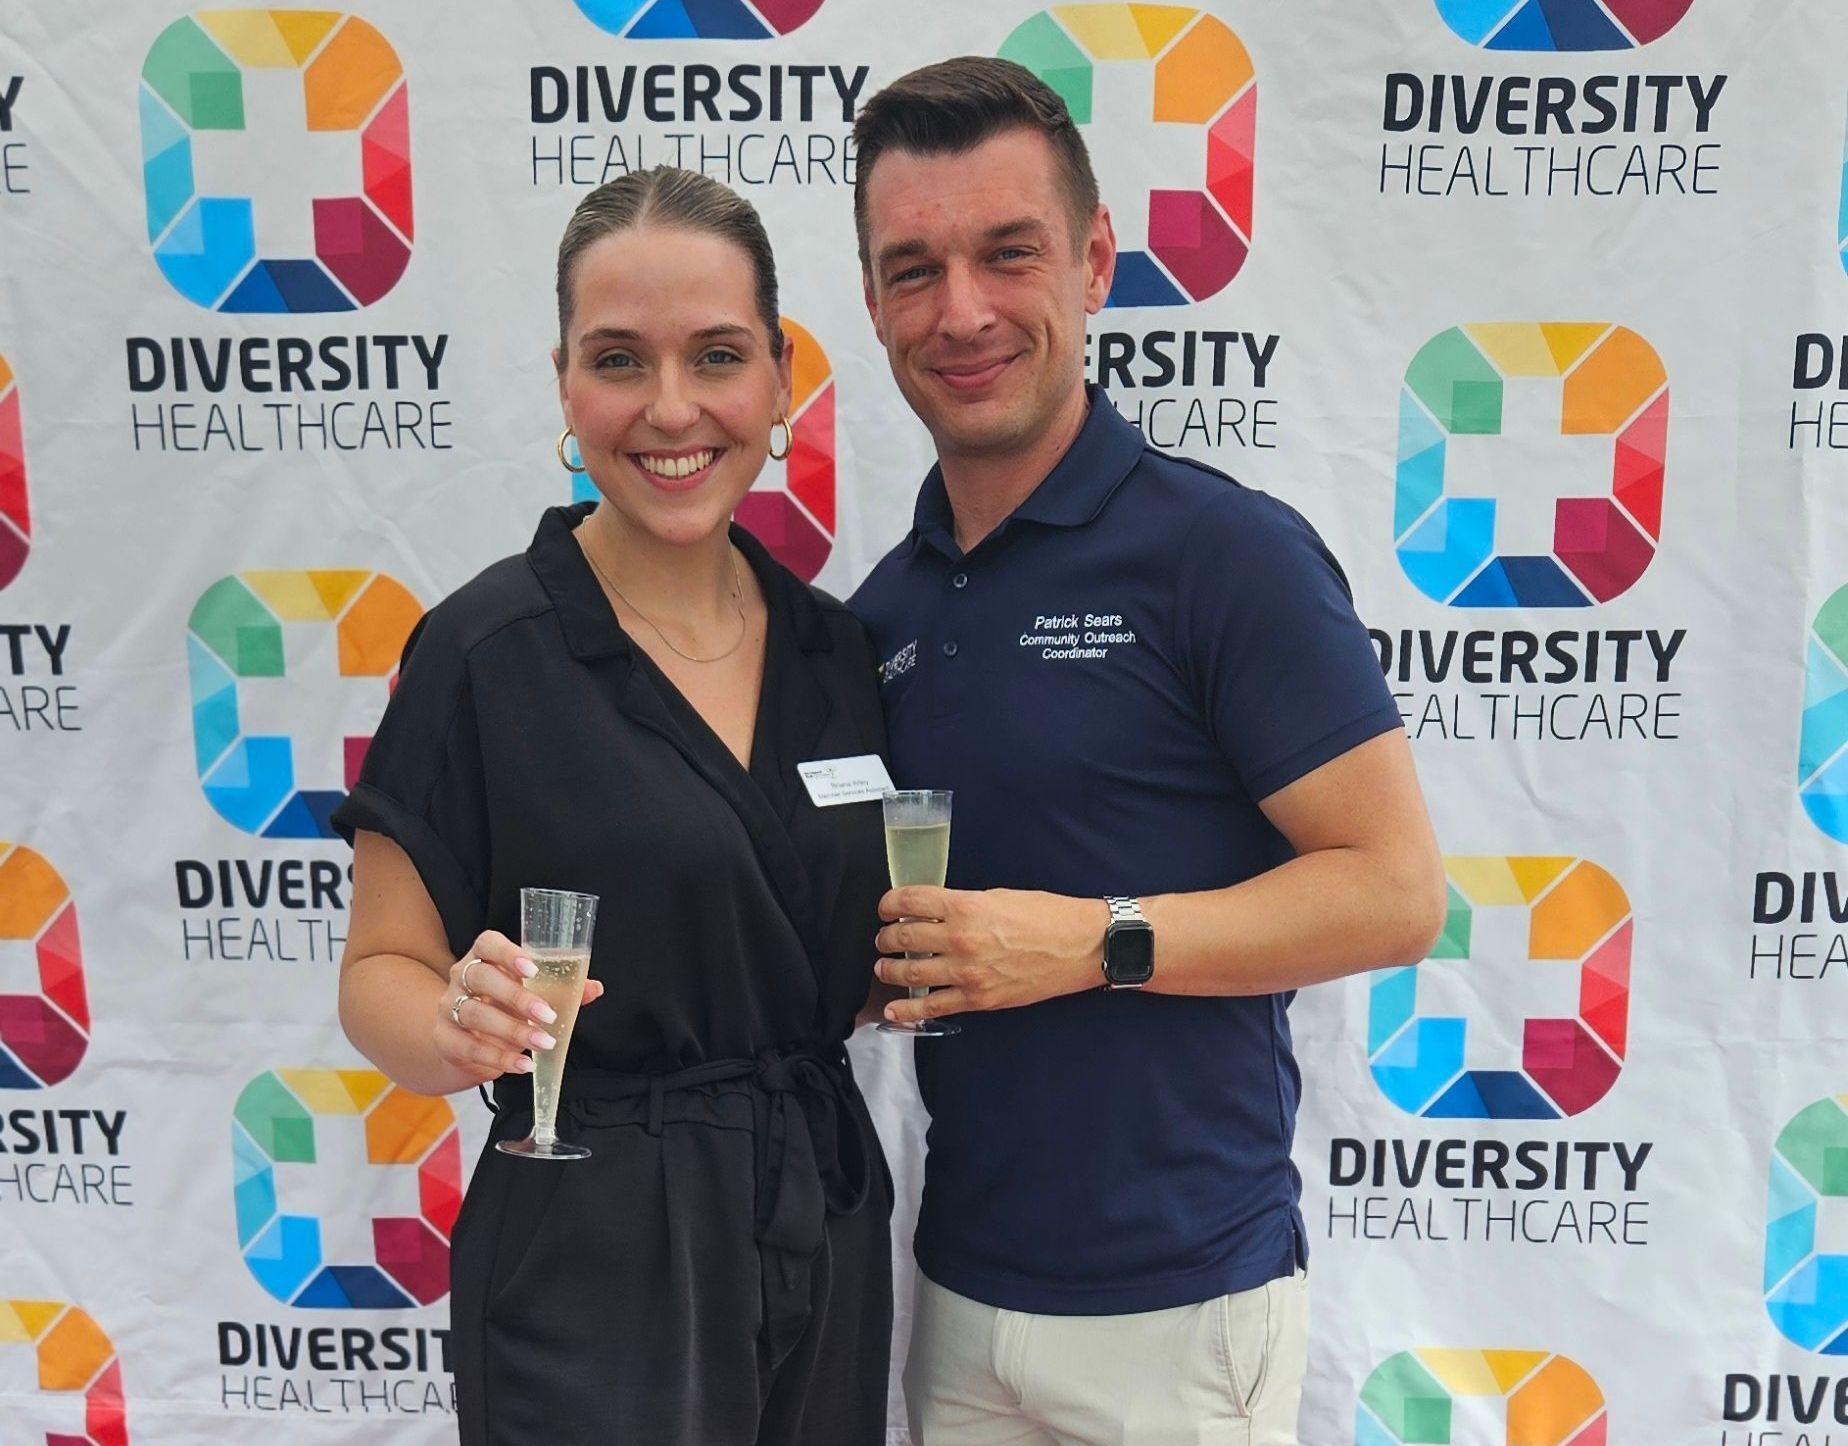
[797,754,895,807]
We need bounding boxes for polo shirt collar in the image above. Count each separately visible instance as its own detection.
[527,501,832,661]
[910,385,1143,550]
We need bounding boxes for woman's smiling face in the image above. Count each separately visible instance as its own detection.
[558,224,792,548]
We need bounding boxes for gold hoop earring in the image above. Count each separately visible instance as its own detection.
[556,428,586,474]
[769,415,792,462]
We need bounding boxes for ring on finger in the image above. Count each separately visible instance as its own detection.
[458,956,485,996]
[449,994,469,1030]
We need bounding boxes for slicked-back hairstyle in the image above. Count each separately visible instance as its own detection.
[852,56,1100,271]
[555,165,785,363]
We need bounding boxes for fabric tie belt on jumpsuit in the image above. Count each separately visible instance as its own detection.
[491,1045,881,1368]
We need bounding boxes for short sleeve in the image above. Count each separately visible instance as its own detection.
[1174,487,1402,802]
[331,610,490,957]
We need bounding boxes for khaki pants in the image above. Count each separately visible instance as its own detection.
[903,1271,1309,1446]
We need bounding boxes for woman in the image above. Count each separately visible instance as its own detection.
[332,168,892,1446]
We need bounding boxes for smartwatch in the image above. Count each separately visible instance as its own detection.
[1102,897,1155,989]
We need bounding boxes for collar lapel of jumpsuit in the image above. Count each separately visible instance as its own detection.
[529,507,837,996]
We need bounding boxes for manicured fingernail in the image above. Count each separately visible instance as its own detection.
[530,1001,557,1024]
[883,1007,898,1022]
[514,1056,534,1073]
[514,957,537,978]
[531,1031,557,1050]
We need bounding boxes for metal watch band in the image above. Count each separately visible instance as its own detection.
[1105,896,1147,923]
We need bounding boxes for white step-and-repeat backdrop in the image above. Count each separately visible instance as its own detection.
[2,1,1845,1440]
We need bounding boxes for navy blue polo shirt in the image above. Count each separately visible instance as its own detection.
[850,389,1401,1315]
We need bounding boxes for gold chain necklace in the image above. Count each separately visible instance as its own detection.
[582,537,747,665]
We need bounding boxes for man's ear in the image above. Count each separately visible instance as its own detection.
[1083,204,1118,316]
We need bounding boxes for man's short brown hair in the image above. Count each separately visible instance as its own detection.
[852,56,1100,271]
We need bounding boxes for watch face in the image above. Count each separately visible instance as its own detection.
[1106,922,1155,983]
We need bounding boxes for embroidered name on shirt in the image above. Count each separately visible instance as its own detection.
[879,639,917,683]
[1019,613,1139,661]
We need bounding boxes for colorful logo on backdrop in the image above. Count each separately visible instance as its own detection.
[1764,1093,1848,1355]
[139,11,412,312]
[1369,856,1631,1119]
[1434,0,1695,50]
[571,0,824,37]
[0,844,88,1091]
[233,1068,459,1308]
[571,317,837,581]
[1357,1349,1606,1446]
[1799,585,1848,841]
[0,351,25,590]
[187,571,421,839]
[0,1301,127,1446]
[1396,323,1667,607]
[999,5,1254,307]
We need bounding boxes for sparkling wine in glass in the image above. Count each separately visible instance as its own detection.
[497,887,598,1160]
[878,789,960,1038]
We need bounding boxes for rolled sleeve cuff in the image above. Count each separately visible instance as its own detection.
[333,783,484,959]
[1244,702,1405,804]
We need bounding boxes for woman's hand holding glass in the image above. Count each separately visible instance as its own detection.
[438,929,606,1086]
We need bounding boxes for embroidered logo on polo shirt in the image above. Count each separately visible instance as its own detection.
[1019,611,1139,661]
[878,639,917,683]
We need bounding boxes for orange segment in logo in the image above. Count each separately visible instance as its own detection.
[0,844,64,935]
[367,1086,455,1164]
[1528,861,1629,961]
[1563,327,1667,435]
[304,15,401,130]
[38,1306,113,1391]
[1508,1355,1606,1443]
[338,574,422,675]
[786,318,828,413]
[1153,11,1252,123]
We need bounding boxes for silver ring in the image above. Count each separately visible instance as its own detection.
[449,994,469,1030]
[458,956,485,995]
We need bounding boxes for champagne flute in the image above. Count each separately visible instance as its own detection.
[878,789,960,1038]
[497,887,598,1160]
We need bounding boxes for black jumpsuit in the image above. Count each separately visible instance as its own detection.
[332,503,894,1446]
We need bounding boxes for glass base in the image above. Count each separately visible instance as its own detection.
[496,1136,591,1160]
[878,1018,961,1036]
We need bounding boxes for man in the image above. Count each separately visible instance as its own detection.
[847,58,1448,1446]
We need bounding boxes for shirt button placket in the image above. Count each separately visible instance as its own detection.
[931,568,969,718]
